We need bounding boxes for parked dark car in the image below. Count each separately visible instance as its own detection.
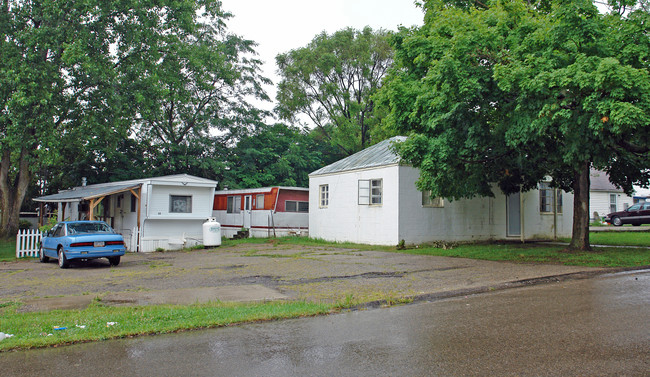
[604,202,650,226]
[39,221,126,268]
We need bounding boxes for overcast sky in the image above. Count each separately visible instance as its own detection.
[220,0,424,112]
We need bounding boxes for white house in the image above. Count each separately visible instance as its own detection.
[633,186,649,204]
[212,186,309,238]
[34,174,218,252]
[309,137,573,246]
[589,170,634,221]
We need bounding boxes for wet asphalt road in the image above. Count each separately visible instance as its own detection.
[2,270,648,377]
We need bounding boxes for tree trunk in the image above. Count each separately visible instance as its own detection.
[568,161,591,251]
[0,148,32,239]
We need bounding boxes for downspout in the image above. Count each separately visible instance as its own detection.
[520,188,525,243]
[139,183,151,252]
[553,189,558,240]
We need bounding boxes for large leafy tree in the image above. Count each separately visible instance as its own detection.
[276,27,393,155]
[129,4,270,173]
[379,0,650,250]
[221,123,337,189]
[0,0,252,238]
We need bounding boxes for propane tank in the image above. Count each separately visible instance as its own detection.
[202,218,221,247]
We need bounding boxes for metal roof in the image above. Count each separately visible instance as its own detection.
[33,174,218,203]
[33,183,143,203]
[214,186,309,195]
[590,170,624,192]
[310,136,406,176]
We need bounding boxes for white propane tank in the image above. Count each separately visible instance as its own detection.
[202,218,221,247]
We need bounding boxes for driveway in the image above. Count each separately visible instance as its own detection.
[0,242,606,311]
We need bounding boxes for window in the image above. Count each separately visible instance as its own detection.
[610,194,617,213]
[319,185,329,208]
[170,195,192,213]
[371,179,382,204]
[104,197,111,217]
[68,222,112,234]
[422,190,444,207]
[51,224,63,237]
[627,203,642,211]
[227,196,241,214]
[256,194,265,209]
[286,201,309,212]
[359,179,382,205]
[539,182,562,213]
[116,195,122,208]
[131,195,137,213]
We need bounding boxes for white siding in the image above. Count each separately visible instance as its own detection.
[211,209,309,238]
[524,188,573,239]
[310,165,574,246]
[147,185,214,219]
[397,166,498,243]
[309,165,400,245]
[590,191,634,220]
[140,219,205,252]
[397,166,573,243]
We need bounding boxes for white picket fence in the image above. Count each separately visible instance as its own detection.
[16,229,42,258]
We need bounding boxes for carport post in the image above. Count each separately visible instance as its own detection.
[38,203,44,226]
[88,196,106,221]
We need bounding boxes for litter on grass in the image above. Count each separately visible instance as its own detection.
[76,325,86,329]
[53,326,67,331]
[106,322,118,327]
[0,332,14,341]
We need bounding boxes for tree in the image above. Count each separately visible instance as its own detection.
[378,0,650,250]
[275,27,393,155]
[1,0,132,237]
[221,123,337,189]
[128,4,271,172]
[0,1,263,238]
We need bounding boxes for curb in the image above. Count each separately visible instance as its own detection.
[355,265,650,310]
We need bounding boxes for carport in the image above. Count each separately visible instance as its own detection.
[33,183,142,230]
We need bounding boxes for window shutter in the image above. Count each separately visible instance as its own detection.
[359,180,370,205]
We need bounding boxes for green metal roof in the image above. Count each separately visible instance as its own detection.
[310,136,406,176]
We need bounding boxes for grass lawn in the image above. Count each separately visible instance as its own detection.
[221,236,649,268]
[392,242,649,267]
[0,300,337,352]
[0,238,16,262]
[580,232,650,247]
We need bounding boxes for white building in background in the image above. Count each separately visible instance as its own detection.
[309,137,573,246]
[34,174,218,252]
[633,186,650,203]
[589,170,634,221]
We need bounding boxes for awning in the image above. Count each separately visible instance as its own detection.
[33,183,142,203]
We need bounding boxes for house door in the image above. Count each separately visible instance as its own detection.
[243,195,252,229]
[507,193,521,237]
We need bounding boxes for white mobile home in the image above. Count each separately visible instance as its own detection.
[309,137,573,246]
[34,174,218,252]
